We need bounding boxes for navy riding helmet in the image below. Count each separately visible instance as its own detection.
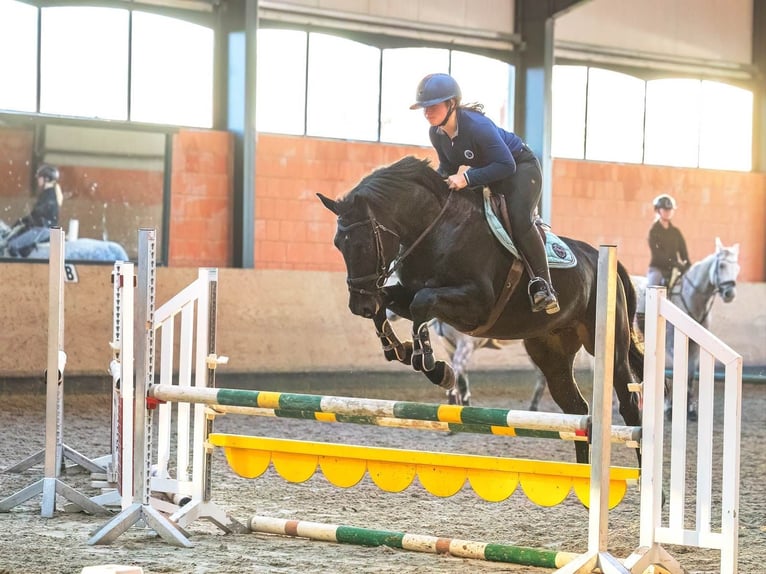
[409,73,462,109]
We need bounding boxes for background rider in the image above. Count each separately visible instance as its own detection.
[6,164,63,257]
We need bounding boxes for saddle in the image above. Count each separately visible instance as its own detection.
[483,189,576,269]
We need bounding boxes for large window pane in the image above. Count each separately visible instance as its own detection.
[0,0,38,112]
[380,47,449,145]
[645,79,701,168]
[306,33,380,141]
[131,12,213,127]
[451,51,513,131]
[40,6,129,120]
[585,68,645,163]
[551,65,587,159]
[256,29,307,135]
[699,81,752,172]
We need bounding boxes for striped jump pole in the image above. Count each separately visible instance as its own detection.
[249,516,578,568]
[150,386,640,444]
[208,404,641,445]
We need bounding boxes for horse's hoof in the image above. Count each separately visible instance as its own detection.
[426,362,455,391]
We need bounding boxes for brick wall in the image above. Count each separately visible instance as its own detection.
[252,135,765,280]
[169,130,234,266]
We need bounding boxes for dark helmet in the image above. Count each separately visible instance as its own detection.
[409,73,462,109]
[653,194,676,210]
[36,164,60,182]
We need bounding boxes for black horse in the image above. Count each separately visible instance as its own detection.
[318,156,643,463]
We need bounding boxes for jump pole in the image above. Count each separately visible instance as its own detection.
[0,227,108,517]
[249,515,579,568]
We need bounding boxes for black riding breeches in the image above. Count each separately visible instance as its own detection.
[488,148,542,241]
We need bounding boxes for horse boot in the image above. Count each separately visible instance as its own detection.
[517,226,560,314]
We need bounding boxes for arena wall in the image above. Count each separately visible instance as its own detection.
[0,263,763,379]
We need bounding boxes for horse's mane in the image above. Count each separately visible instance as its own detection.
[340,156,449,211]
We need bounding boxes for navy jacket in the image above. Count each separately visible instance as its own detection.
[429,107,525,188]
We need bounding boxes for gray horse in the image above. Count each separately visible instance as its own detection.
[634,237,740,420]
[0,220,128,262]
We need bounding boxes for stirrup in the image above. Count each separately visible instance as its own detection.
[528,277,560,315]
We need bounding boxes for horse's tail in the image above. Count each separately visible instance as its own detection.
[617,261,645,382]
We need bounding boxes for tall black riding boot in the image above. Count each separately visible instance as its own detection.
[517,226,560,314]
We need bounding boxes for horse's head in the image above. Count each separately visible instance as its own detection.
[318,157,454,318]
[711,237,740,303]
[318,191,401,319]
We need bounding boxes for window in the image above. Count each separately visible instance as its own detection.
[40,6,129,120]
[0,0,37,113]
[380,47,449,145]
[585,68,645,163]
[645,79,701,168]
[131,12,214,127]
[256,29,307,135]
[306,33,381,141]
[552,65,753,172]
[551,65,587,159]
[451,50,513,132]
[699,81,752,172]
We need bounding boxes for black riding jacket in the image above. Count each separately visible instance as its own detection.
[23,185,60,228]
[648,220,689,276]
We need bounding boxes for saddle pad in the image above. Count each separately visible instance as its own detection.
[483,188,577,269]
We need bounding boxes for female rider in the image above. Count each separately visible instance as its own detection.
[410,72,558,314]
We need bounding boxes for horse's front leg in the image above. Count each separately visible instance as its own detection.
[411,321,455,391]
[409,284,493,394]
[372,309,413,365]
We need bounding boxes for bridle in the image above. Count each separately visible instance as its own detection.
[675,250,737,322]
[340,191,454,296]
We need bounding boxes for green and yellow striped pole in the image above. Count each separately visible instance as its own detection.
[250,515,578,568]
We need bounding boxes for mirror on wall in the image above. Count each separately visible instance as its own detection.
[0,120,168,262]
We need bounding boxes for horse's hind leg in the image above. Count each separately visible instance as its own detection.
[524,336,589,464]
[529,370,547,411]
[447,337,475,405]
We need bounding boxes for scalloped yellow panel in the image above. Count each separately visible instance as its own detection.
[572,478,628,509]
[467,468,519,502]
[368,460,416,492]
[416,465,466,497]
[271,451,318,483]
[223,447,271,479]
[319,456,367,488]
[519,472,572,507]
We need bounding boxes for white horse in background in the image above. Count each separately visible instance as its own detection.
[633,237,740,420]
[0,219,129,262]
